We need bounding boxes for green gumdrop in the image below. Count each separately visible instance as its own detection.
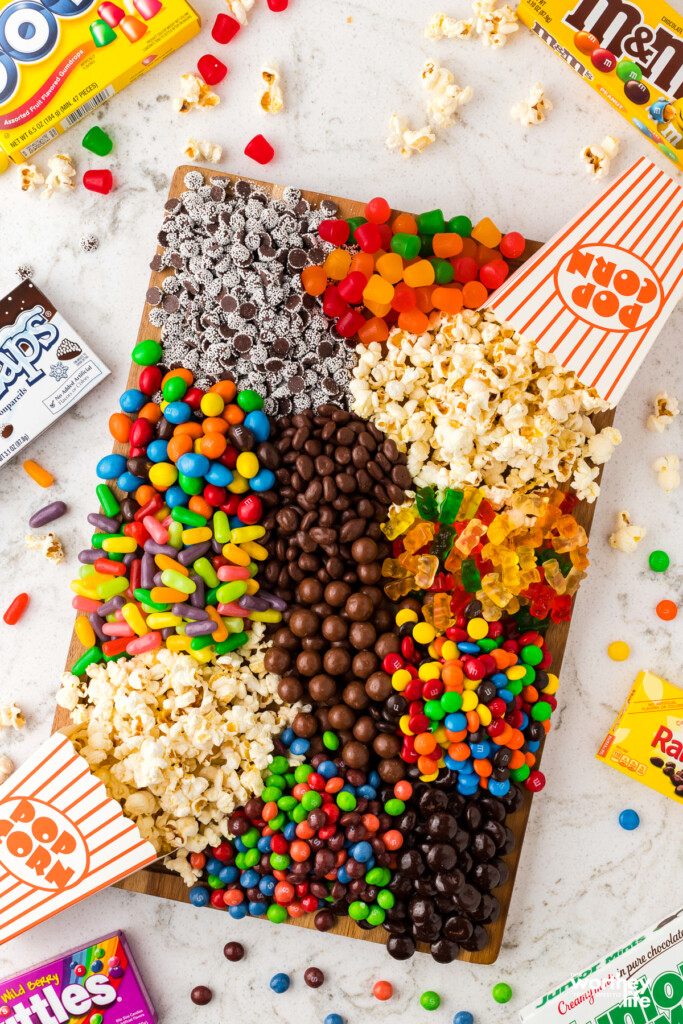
[90,18,116,46]
[390,233,421,260]
[346,216,368,242]
[416,209,445,234]
[430,257,454,284]
[82,126,113,156]
[448,215,472,236]
[132,339,162,366]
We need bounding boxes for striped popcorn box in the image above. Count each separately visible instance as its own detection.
[488,157,683,403]
[0,733,158,945]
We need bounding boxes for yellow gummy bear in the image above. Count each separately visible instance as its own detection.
[454,519,486,556]
[569,548,590,571]
[382,558,410,580]
[455,486,484,521]
[481,572,514,609]
[563,567,587,595]
[477,591,503,622]
[487,512,515,546]
[385,577,417,600]
[541,558,565,593]
[403,520,435,554]
[381,505,417,540]
[414,554,439,589]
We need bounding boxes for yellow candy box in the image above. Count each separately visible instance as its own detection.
[596,669,683,804]
[0,0,199,167]
[516,0,683,168]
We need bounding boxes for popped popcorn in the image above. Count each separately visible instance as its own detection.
[173,73,220,113]
[609,510,646,553]
[653,454,680,491]
[0,704,25,731]
[43,154,76,198]
[350,308,618,505]
[184,138,222,163]
[580,135,619,181]
[386,114,436,158]
[474,0,519,47]
[259,63,284,113]
[422,60,472,127]
[25,532,64,564]
[226,0,254,25]
[511,83,552,126]
[0,755,13,785]
[647,391,680,432]
[56,625,305,859]
[425,12,475,39]
[20,165,44,192]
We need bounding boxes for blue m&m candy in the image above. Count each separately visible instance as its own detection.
[270,973,290,993]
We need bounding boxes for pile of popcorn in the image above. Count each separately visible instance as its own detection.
[386,59,472,159]
[350,309,620,506]
[426,0,519,48]
[56,624,305,861]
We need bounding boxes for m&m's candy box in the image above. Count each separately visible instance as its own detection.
[596,669,683,805]
[0,932,156,1024]
[0,0,200,167]
[517,0,683,166]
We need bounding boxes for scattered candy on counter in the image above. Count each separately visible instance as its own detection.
[23,459,54,487]
[492,982,513,1004]
[191,985,213,1005]
[3,593,29,626]
[656,599,678,621]
[607,641,629,662]
[420,990,441,1010]
[373,981,393,1001]
[649,550,670,572]
[618,809,640,830]
[270,973,290,993]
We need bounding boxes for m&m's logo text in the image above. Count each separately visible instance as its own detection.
[0,797,88,890]
[555,244,664,331]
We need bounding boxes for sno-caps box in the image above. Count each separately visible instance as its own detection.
[487,157,683,404]
[0,734,157,945]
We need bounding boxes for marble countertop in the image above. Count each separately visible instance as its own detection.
[0,1,682,1020]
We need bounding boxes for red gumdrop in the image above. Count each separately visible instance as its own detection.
[479,259,509,290]
[319,219,350,245]
[212,12,240,42]
[237,495,262,524]
[197,53,227,85]
[391,282,416,312]
[378,223,393,250]
[244,134,274,165]
[139,364,162,395]
[354,222,382,253]
[267,0,288,9]
[364,196,391,224]
[335,309,365,338]
[337,272,367,304]
[322,285,348,318]
[500,231,525,259]
[453,255,478,283]
[129,418,153,447]
[83,169,113,194]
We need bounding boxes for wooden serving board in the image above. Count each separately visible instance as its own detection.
[53,166,615,963]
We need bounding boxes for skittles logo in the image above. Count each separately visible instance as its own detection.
[555,244,664,332]
[0,796,88,890]
[0,0,96,106]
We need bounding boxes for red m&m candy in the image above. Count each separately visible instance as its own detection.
[591,47,617,72]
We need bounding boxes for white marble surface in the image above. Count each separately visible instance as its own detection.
[0,1,682,1021]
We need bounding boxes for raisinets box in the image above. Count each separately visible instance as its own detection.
[516,0,683,167]
[0,0,200,166]
[596,669,683,805]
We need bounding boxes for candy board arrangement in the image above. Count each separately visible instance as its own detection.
[49,167,616,965]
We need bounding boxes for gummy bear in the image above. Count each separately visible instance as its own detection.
[455,486,484,521]
[569,548,589,571]
[550,594,572,623]
[562,567,586,595]
[403,520,435,554]
[454,519,487,556]
[481,572,514,609]
[438,488,463,524]
[541,558,565,594]
[461,558,481,593]
[444,545,462,573]
[385,577,417,601]
[415,487,439,521]
[433,592,455,631]
[477,592,503,622]
[415,555,439,589]
[487,512,515,546]
[475,499,496,526]
[381,504,416,540]
[553,523,588,554]
[517,546,536,572]
[430,524,456,561]
[382,558,410,579]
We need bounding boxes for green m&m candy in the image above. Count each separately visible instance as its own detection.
[616,59,641,82]
[131,339,162,366]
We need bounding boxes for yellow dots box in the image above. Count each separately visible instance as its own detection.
[0,0,199,167]
[516,0,683,168]
[596,669,683,804]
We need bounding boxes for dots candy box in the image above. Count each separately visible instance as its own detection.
[0,280,109,471]
[596,669,683,805]
[0,0,200,167]
[519,906,683,1024]
[516,0,683,166]
[0,931,156,1024]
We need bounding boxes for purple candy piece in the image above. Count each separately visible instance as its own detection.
[29,500,67,528]
[109,966,124,980]
[185,619,218,637]
[141,553,155,590]
[172,603,209,621]
[239,594,269,612]
[97,595,126,617]
[211,538,223,554]
[258,590,287,612]
[78,549,100,564]
[177,541,211,566]
[160,627,176,640]
[153,572,164,586]
[88,612,108,642]
[88,513,121,532]
[122,552,136,568]
[190,576,205,608]
[144,540,177,556]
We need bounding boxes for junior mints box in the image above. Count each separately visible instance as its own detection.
[0,0,199,166]
[520,907,683,1024]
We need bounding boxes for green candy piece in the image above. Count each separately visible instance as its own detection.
[285,772,296,786]
[430,524,455,561]
[336,791,356,812]
[416,208,445,234]
[531,700,552,721]
[90,532,120,548]
[90,18,116,46]
[261,786,281,802]
[267,904,288,923]
[291,804,307,823]
[243,848,260,867]
[365,906,386,927]
[79,564,95,579]
[167,521,183,549]
[448,215,472,236]
[93,948,106,958]
[440,691,462,713]
[172,506,207,527]
[82,126,113,156]
[424,700,445,720]
[384,798,405,816]
[270,852,290,870]
[521,644,543,666]
[276,794,297,811]
[506,678,523,696]
[420,991,441,1011]
[242,826,260,848]
[616,59,641,82]
[439,487,463,523]
[649,549,670,572]
[391,233,421,260]
[415,486,439,520]
[418,234,433,257]
[301,790,322,810]
[522,665,536,684]
[492,983,512,1004]
[96,483,120,517]
[215,632,248,653]
[294,764,312,783]
[429,257,454,284]
[190,635,215,651]
[376,889,394,909]
[270,756,289,774]
[163,376,188,401]
[348,900,369,921]
[206,874,223,889]
[104,651,130,664]
[178,473,203,495]
[268,812,285,831]
[461,558,481,593]
[323,731,339,750]
[365,867,391,886]
[267,773,286,789]
[236,389,264,412]
[510,764,530,782]
[205,585,221,606]
[132,339,162,366]
[133,589,168,611]
[478,638,499,652]
[346,216,368,241]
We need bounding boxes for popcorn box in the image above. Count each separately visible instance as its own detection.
[596,668,683,805]
[0,931,157,1023]
[0,280,109,470]
[520,906,683,1024]
[0,733,157,945]
[487,157,683,403]
[516,0,683,167]
[0,0,200,166]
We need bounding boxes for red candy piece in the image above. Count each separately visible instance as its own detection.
[591,47,617,71]
[335,309,364,338]
[422,679,444,700]
[83,169,113,194]
[220,495,241,515]
[213,841,233,862]
[271,834,288,854]
[244,134,274,165]
[237,495,262,524]
[267,0,288,8]
[404,678,423,702]
[319,219,350,246]
[377,223,393,250]
[488,698,507,719]
[391,282,416,312]
[365,196,391,224]
[500,231,525,259]
[184,386,204,410]
[453,256,478,283]
[198,53,227,85]
[210,890,225,908]
[212,12,240,42]
[129,418,153,447]
[338,272,367,304]
[4,593,29,625]
[383,653,404,673]
[322,286,348,318]
[479,259,509,290]
[525,770,546,793]
[463,658,485,680]
[220,447,239,470]
[139,364,162,395]
[204,485,226,506]
[354,222,382,253]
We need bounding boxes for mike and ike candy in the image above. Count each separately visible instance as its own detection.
[517,0,683,167]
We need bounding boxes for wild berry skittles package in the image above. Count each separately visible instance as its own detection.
[0,0,200,167]
[516,0,683,167]
[0,932,156,1024]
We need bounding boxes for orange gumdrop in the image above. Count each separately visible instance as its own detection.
[162,367,193,388]
[414,285,436,314]
[135,484,157,506]
[462,280,489,308]
[167,434,194,463]
[222,404,245,425]
[109,412,131,443]
[460,236,478,260]
[198,433,227,459]
[139,402,162,424]
[392,212,418,235]
[398,308,429,334]
[210,380,237,402]
[432,285,463,314]
[357,316,389,344]
[189,496,213,518]
[301,265,327,296]
[323,248,352,280]
[350,251,375,279]
[433,233,463,258]
[403,260,435,288]
[364,298,393,318]
[201,416,229,436]
[471,216,502,248]
[476,244,500,267]
[376,251,404,284]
